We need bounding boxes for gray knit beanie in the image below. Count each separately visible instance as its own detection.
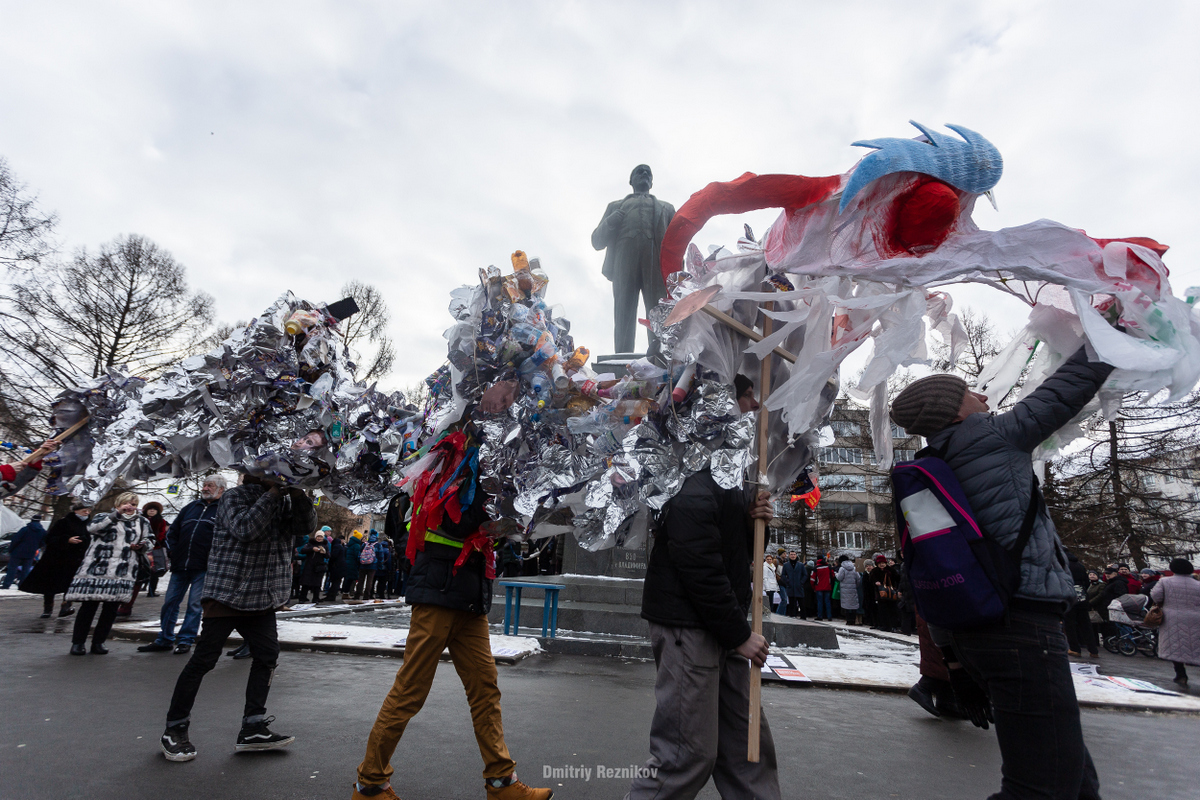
[889,374,968,437]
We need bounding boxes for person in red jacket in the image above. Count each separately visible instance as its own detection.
[809,557,834,620]
[0,439,57,499]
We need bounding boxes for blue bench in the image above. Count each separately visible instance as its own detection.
[498,580,562,638]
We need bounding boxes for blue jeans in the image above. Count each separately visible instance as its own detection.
[775,587,788,615]
[950,609,1100,800]
[815,591,832,619]
[2,557,34,589]
[157,570,205,646]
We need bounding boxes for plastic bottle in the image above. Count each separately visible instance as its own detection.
[528,372,552,408]
[284,309,320,336]
[510,322,541,348]
[565,347,590,372]
[671,363,697,403]
[527,333,558,367]
[550,362,569,390]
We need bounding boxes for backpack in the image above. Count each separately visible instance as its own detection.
[359,540,377,565]
[890,444,1040,631]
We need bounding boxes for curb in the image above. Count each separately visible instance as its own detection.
[108,625,532,666]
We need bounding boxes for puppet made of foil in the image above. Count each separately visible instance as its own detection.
[47,293,423,512]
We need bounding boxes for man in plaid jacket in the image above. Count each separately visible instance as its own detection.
[158,475,317,762]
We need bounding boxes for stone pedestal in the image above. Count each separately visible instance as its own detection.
[561,530,648,579]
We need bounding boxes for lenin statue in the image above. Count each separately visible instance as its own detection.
[591,165,675,354]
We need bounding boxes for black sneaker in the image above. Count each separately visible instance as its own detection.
[161,723,196,762]
[235,716,294,752]
[173,643,191,655]
[138,642,173,653]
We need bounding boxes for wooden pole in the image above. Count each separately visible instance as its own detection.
[747,301,774,763]
[701,305,796,364]
[15,416,90,465]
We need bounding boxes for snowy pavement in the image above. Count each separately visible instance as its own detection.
[115,615,542,663]
[776,619,1200,713]
[102,599,1200,712]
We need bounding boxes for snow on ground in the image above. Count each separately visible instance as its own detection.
[0,588,36,600]
[770,624,1200,712]
[119,617,541,660]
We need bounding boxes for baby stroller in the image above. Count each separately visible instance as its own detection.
[1104,594,1158,657]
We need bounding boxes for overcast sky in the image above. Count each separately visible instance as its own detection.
[2,1,1197,391]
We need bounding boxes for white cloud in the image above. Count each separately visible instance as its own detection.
[1,0,1197,389]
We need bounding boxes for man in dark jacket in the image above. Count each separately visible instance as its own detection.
[139,476,226,655]
[889,345,1113,800]
[159,474,317,762]
[629,377,779,800]
[3,515,46,589]
[780,552,807,618]
[352,400,550,800]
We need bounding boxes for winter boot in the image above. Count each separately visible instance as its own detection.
[350,783,403,800]
[906,677,940,717]
[161,722,197,762]
[485,774,553,800]
[235,716,294,752]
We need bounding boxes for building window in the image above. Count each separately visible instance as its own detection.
[824,474,867,492]
[894,449,915,462]
[1164,473,1176,484]
[823,502,869,522]
[836,531,867,550]
[890,423,906,439]
[831,420,861,438]
[819,447,863,465]
[1141,475,1157,490]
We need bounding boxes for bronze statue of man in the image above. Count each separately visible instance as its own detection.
[591,164,675,353]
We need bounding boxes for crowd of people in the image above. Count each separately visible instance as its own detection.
[762,549,909,632]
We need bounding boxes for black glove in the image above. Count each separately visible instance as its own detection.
[941,646,993,730]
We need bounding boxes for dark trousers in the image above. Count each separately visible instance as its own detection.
[72,601,119,645]
[166,612,280,726]
[950,610,1101,800]
[1063,602,1097,655]
[43,593,71,615]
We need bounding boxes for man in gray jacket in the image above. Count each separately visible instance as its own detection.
[890,345,1112,800]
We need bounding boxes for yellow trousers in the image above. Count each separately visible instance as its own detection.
[357,604,516,784]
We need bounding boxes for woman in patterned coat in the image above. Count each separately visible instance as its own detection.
[65,491,151,655]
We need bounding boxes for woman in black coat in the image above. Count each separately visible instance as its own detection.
[297,531,329,602]
[20,502,92,618]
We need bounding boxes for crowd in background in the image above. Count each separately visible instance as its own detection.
[763,549,911,633]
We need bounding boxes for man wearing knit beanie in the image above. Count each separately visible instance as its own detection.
[887,346,1114,800]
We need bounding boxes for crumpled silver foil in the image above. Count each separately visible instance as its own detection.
[58,292,423,514]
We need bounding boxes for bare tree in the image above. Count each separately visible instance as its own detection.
[1046,391,1200,569]
[931,308,1005,380]
[336,280,395,381]
[0,157,58,270]
[0,234,214,438]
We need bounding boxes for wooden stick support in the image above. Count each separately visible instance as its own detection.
[747,301,774,763]
[16,416,90,465]
[701,305,796,364]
